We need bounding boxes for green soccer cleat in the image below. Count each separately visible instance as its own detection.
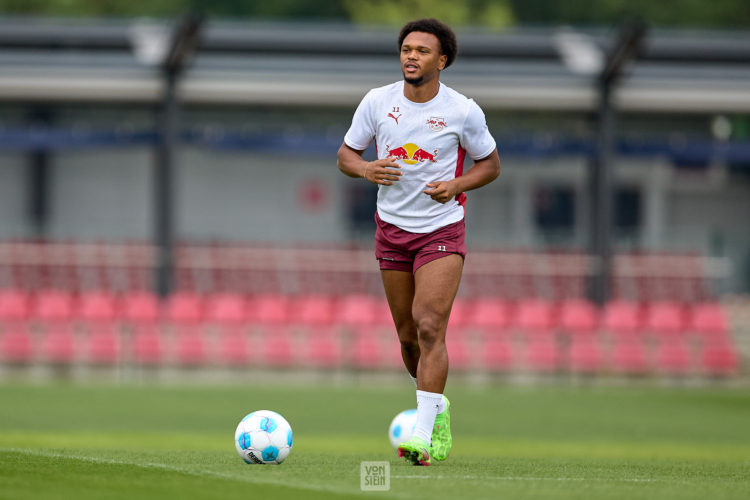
[397,436,431,466]
[430,396,452,461]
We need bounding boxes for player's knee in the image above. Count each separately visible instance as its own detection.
[413,311,446,348]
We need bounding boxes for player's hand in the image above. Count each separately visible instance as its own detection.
[423,180,459,204]
[363,158,402,186]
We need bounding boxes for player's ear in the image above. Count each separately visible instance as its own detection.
[438,54,447,71]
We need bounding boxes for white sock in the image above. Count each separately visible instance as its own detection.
[437,395,447,414]
[413,390,443,444]
[409,374,417,387]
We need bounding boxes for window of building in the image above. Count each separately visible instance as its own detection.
[615,187,641,231]
[534,185,575,244]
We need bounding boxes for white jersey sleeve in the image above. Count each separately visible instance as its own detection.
[343,90,377,151]
[460,100,496,161]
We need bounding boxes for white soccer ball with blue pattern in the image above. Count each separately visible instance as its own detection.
[388,408,417,449]
[235,410,293,465]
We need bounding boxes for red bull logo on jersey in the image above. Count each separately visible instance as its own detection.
[426,116,447,131]
[386,143,437,165]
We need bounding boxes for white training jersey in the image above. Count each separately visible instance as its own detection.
[344,81,496,233]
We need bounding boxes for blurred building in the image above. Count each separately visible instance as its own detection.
[0,18,749,293]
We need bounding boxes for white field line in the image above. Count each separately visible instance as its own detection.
[392,474,659,483]
[4,447,663,490]
[1,447,363,497]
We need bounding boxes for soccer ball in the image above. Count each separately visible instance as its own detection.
[235,410,293,465]
[388,408,417,449]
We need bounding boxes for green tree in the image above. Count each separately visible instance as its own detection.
[0,0,748,28]
[340,0,514,28]
[0,0,185,17]
[187,0,348,20]
[0,0,348,19]
[509,0,750,28]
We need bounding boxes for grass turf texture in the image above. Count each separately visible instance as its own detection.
[1,382,749,499]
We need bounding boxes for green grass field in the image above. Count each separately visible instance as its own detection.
[1,378,749,499]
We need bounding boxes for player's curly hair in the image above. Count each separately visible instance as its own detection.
[398,18,458,69]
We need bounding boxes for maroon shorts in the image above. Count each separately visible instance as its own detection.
[374,212,466,273]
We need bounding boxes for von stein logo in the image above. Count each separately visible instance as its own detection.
[386,143,438,165]
[426,116,447,131]
[360,461,390,491]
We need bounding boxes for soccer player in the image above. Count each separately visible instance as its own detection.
[337,18,500,466]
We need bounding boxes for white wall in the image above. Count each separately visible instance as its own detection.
[51,149,152,239]
[177,149,346,242]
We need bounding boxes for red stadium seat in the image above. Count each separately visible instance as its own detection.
[558,299,598,337]
[205,294,247,325]
[376,329,404,369]
[654,337,691,375]
[446,333,470,371]
[85,327,120,365]
[699,342,739,377]
[384,346,406,370]
[0,324,34,363]
[515,299,555,335]
[349,329,382,369]
[610,338,648,375]
[175,329,207,366]
[81,317,121,338]
[373,298,395,327]
[252,295,290,326]
[39,325,76,364]
[472,298,511,330]
[567,337,603,374]
[689,302,730,342]
[258,325,294,366]
[76,292,119,323]
[217,326,250,366]
[337,295,378,327]
[303,327,342,368]
[524,337,560,373]
[480,334,513,372]
[165,292,204,325]
[34,290,74,323]
[601,301,641,340]
[448,298,471,329]
[122,291,160,325]
[292,295,336,327]
[0,289,30,322]
[132,326,164,365]
[644,302,685,338]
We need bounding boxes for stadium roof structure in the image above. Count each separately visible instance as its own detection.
[0,16,749,113]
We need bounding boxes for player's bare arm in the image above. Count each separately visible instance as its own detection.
[423,148,500,203]
[337,143,403,186]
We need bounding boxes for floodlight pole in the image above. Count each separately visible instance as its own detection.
[27,106,53,237]
[154,14,202,298]
[588,20,647,306]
